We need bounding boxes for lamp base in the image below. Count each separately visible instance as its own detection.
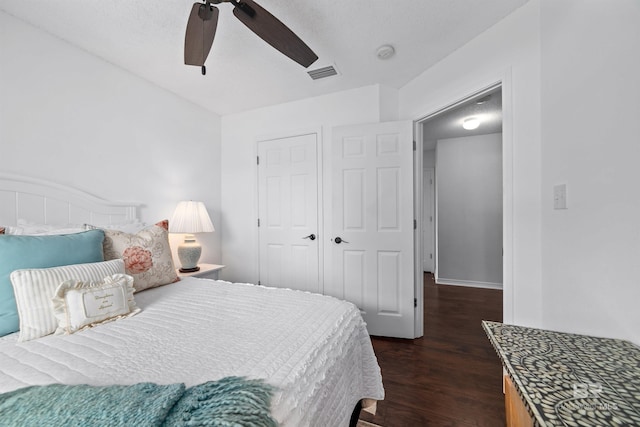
[177,234,202,272]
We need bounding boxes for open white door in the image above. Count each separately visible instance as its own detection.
[327,121,415,338]
[423,168,435,272]
[257,133,320,293]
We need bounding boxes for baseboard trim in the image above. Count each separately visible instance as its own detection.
[436,278,503,290]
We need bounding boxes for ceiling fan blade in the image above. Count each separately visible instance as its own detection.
[232,0,318,68]
[184,3,219,66]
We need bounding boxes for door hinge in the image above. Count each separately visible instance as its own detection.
[430,253,433,259]
[413,140,416,151]
[430,215,433,222]
[414,298,417,308]
[414,219,417,230]
[257,218,260,227]
[257,156,260,165]
[258,280,261,286]
[430,178,433,185]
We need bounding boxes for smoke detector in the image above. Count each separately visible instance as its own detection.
[376,44,395,60]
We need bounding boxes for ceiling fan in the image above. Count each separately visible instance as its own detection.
[184,0,319,75]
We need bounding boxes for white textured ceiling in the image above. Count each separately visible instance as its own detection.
[0,0,528,115]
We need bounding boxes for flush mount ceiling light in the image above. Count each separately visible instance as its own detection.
[462,117,480,130]
[376,44,395,60]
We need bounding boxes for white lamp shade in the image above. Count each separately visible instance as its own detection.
[169,201,215,233]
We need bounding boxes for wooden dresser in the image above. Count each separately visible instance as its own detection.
[483,321,640,426]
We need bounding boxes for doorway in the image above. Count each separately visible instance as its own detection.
[417,85,504,290]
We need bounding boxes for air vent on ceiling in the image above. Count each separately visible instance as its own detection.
[307,65,338,80]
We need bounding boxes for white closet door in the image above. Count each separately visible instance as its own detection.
[257,133,320,293]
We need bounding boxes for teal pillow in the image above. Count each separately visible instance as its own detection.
[0,229,105,337]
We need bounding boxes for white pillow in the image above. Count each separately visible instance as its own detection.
[51,274,139,335]
[5,219,86,236]
[84,221,147,234]
[6,220,146,236]
[10,259,126,342]
[5,226,87,236]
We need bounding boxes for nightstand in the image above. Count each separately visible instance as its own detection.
[176,263,225,280]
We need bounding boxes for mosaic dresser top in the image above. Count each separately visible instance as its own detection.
[482,321,640,427]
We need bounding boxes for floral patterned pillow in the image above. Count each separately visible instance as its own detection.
[102,220,179,292]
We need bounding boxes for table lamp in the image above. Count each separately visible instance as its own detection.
[169,201,215,272]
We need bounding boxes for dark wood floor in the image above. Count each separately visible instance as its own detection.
[360,273,504,427]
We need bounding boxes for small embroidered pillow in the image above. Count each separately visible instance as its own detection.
[11,259,126,342]
[52,274,140,335]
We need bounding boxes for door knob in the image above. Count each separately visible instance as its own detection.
[302,234,316,241]
[333,237,349,244]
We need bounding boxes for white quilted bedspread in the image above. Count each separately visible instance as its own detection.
[0,278,384,426]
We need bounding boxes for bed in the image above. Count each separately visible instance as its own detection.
[0,173,384,426]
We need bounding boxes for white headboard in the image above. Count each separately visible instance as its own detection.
[0,172,141,226]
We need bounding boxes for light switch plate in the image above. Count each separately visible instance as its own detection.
[553,184,567,209]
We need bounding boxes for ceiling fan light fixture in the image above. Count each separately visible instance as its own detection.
[376,44,395,60]
[462,117,480,130]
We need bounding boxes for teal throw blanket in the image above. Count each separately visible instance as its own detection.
[0,376,277,427]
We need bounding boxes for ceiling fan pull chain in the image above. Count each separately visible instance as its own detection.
[201,65,206,75]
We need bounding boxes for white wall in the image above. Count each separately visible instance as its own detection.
[436,133,503,287]
[423,149,436,168]
[220,85,387,283]
[398,1,542,327]
[540,1,640,343]
[401,0,640,344]
[0,12,222,264]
